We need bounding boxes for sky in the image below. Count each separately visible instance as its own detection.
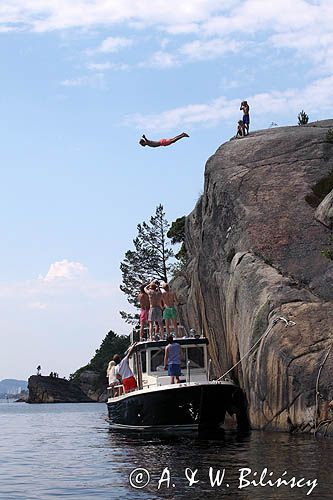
[1,0,333,380]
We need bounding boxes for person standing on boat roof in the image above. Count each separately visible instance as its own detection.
[144,282,164,340]
[138,284,150,341]
[164,335,182,384]
[161,283,179,337]
[113,343,137,393]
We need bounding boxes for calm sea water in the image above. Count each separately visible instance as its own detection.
[0,401,332,500]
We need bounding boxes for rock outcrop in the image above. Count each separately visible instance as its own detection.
[74,370,107,402]
[174,120,333,437]
[27,376,95,403]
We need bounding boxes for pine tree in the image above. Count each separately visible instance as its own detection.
[298,110,309,125]
[120,205,173,321]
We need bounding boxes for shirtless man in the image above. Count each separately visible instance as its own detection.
[138,284,150,341]
[144,282,163,340]
[161,283,179,336]
[240,101,250,135]
[139,132,189,148]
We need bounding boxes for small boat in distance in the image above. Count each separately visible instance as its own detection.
[107,334,249,434]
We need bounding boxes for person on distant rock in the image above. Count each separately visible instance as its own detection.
[36,365,41,376]
[144,282,164,340]
[164,335,182,384]
[138,284,150,341]
[113,343,137,393]
[161,283,179,337]
[236,120,246,138]
[240,101,250,135]
[139,132,189,148]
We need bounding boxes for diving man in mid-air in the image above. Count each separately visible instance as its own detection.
[139,132,189,148]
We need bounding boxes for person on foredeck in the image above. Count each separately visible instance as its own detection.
[164,335,182,384]
[144,282,164,340]
[139,132,189,148]
[113,343,137,393]
[161,283,179,337]
[138,284,150,341]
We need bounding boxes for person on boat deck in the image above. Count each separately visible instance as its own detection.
[139,132,189,148]
[144,282,163,340]
[106,360,119,396]
[161,283,179,337]
[138,284,150,341]
[164,335,182,384]
[113,343,137,393]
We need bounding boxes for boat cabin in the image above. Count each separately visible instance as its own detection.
[109,337,211,397]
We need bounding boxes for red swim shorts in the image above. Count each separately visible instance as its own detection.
[140,308,149,324]
[159,138,172,146]
[123,376,137,393]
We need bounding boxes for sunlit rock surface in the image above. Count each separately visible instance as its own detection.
[174,120,333,437]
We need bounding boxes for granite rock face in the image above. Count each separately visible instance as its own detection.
[74,370,107,402]
[27,376,94,403]
[174,121,333,437]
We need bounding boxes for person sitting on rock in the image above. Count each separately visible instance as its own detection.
[240,100,250,135]
[113,343,138,394]
[139,132,189,148]
[236,120,246,138]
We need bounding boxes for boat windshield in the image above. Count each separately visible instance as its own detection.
[150,345,205,372]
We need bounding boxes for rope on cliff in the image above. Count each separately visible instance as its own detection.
[314,340,333,438]
[216,316,296,381]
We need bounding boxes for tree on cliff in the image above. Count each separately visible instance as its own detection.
[120,204,173,323]
[167,215,188,271]
[70,330,130,379]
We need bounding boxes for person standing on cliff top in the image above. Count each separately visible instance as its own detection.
[240,101,250,135]
[144,282,164,339]
[161,283,179,337]
[139,132,189,148]
[138,284,150,341]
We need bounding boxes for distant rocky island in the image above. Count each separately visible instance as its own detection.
[27,331,130,404]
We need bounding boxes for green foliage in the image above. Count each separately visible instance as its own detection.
[325,129,333,143]
[167,216,189,273]
[120,205,174,320]
[298,110,309,125]
[70,330,130,379]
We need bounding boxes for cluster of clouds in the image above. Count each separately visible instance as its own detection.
[0,259,117,311]
[2,1,333,129]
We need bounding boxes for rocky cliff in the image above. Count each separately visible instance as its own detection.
[174,120,333,437]
[27,376,95,403]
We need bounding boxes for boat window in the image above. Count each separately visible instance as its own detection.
[187,346,205,368]
[150,349,165,372]
[140,351,147,373]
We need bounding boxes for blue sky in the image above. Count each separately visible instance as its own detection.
[1,0,333,380]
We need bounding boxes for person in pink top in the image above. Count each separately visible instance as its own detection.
[139,132,189,148]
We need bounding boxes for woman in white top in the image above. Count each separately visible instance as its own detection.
[107,360,117,386]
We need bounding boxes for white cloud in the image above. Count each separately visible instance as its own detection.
[142,50,180,69]
[124,75,333,131]
[86,61,129,71]
[61,73,105,87]
[95,36,133,53]
[180,38,243,61]
[43,259,87,282]
[29,301,47,310]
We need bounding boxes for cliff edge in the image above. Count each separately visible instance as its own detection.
[174,120,333,437]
